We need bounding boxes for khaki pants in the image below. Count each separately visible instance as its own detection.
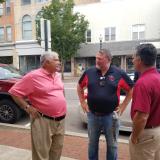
[129,126,160,160]
[31,116,65,160]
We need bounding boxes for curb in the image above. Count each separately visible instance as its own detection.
[0,145,77,160]
[0,122,129,144]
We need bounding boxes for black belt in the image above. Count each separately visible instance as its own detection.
[39,112,65,121]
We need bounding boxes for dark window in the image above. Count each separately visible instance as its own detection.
[126,56,134,73]
[0,56,13,64]
[19,55,40,74]
[112,56,121,67]
[86,29,91,42]
[64,60,71,72]
[5,0,11,15]
[156,55,160,69]
[21,0,31,5]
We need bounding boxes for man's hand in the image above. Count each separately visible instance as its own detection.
[115,105,122,116]
[81,101,90,113]
[26,106,41,119]
[131,111,149,144]
[131,133,138,144]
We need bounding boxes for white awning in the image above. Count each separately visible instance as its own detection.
[15,41,44,56]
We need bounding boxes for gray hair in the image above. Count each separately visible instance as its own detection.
[99,49,112,61]
[40,51,59,66]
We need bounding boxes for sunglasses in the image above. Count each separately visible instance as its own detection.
[99,76,106,87]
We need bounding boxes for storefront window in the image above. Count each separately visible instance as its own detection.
[126,56,134,73]
[19,55,40,74]
[112,56,121,67]
[156,55,160,69]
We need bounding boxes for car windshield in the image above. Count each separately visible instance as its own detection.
[0,65,22,80]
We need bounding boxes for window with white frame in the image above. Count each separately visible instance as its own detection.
[105,27,116,41]
[6,26,12,41]
[0,27,4,41]
[22,15,32,40]
[86,29,91,42]
[132,24,145,40]
[36,0,48,2]
[21,0,31,5]
[0,4,3,16]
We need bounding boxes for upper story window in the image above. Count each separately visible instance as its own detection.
[21,0,31,5]
[0,4,3,16]
[36,0,48,2]
[105,27,116,41]
[5,0,11,15]
[22,15,32,40]
[6,26,12,41]
[132,24,145,40]
[86,29,91,43]
[0,27,5,42]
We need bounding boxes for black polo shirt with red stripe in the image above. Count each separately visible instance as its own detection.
[79,66,134,114]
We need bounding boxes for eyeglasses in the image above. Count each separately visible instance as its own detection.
[99,76,106,87]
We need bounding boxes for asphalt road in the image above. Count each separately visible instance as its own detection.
[16,81,130,140]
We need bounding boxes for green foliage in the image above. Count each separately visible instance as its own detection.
[0,0,5,3]
[38,0,89,61]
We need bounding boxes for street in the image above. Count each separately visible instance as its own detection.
[16,82,130,140]
[16,82,87,133]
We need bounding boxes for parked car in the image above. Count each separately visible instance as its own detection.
[0,64,24,123]
[79,73,134,132]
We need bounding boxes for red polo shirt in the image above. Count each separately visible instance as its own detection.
[131,67,160,127]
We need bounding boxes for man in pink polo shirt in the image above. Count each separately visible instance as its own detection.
[129,43,160,160]
[9,51,67,160]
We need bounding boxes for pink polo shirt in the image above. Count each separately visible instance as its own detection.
[9,68,67,117]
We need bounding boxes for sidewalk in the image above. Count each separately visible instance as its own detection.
[0,123,130,160]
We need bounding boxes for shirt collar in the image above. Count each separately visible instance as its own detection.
[40,67,56,77]
[141,67,157,77]
[96,65,114,76]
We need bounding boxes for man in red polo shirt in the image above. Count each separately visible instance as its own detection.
[129,43,160,160]
[9,51,67,160]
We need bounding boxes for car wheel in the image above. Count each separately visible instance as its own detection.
[0,99,22,123]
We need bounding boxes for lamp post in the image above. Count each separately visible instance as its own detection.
[99,34,103,50]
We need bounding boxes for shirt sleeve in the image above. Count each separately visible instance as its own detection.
[78,71,88,89]
[119,70,134,91]
[9,73,34,98]
[132,83,151,114]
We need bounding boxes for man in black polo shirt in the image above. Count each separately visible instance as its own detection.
[77,49,133,160]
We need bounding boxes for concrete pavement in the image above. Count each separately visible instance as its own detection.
[0,145,76,160]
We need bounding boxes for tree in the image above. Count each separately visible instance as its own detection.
[38,0,89,78]
[0,0,5,3]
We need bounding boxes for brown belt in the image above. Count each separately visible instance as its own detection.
[39,112,65,121]
[145,125,160,129]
